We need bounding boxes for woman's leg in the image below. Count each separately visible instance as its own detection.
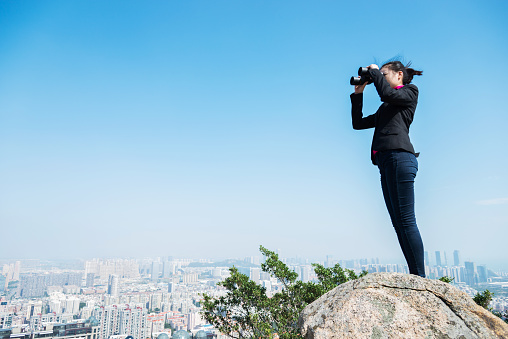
[379,168,413,269]
[378,151,425,277]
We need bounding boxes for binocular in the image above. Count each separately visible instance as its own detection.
[350,67,373,86]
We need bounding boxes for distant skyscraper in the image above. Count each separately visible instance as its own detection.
[13,261,20,281]
[301,266,311,283]
[108,274,119,296]
[453,250,461,266]
[464,261,478,286]
[345,260,355,269]
[162,261,172,278]
[477,265,488,283]
[443,252,448,266]
[424,251,430,266]
[435,251,442,267]
[86,273,95,288]
[168,277,177,294]
[19,274,49,297]
[151,261,160,282]
[85,259,140,280]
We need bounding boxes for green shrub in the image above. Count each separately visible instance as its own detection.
[201,246,367,339]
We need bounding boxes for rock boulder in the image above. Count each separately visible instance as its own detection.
[298,272,508,338]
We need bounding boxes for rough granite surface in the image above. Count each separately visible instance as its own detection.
[298,272,508,339]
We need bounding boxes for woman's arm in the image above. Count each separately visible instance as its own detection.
[351,93,375,130]
[369,68,418,106]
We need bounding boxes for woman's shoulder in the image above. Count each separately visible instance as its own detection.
[403,84,419,96]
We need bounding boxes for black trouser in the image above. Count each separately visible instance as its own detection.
[376,150,425,277]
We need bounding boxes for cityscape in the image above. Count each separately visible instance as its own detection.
[1,250,507,339]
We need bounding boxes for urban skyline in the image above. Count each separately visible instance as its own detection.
[2,249,508,338]
[1,245,505,272]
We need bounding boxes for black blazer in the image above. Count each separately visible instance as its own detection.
[350,68,419,165]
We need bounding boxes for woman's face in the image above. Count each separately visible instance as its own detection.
[381,67,403,88]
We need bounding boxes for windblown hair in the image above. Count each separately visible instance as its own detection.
[382,60,423,85]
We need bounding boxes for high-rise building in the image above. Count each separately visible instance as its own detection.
[147,313,165,333]
[450,266,464,283]
[477,265,488,283]
[151,262,160,282]
[1,313,13,329]
[464,261,478,286]
[19,272,83,298]
[86,273,95,288]
[187,311,205,331]
[162,261,170,278]
[49,299,62,314]
[64,297,81,314]
[108,275,119,297]
[19,274,49,298]
[163,261,175,278]
[182,273,198,284]
[85,259,140,280]
[149,293,163,311]
[250,268,260,284]
[435,251,442,267]
[6,319,100,339]
[94,304,147,339]
[49,272,82,287]
[2,262,21,282]
[25,300,43,320]
[345,260,355,269]
[301,266,311,283]
[13,261,20,281]
[453,250,461,266]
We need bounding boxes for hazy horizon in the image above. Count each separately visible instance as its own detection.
[1,247,505,273]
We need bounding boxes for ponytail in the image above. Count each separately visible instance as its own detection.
[404,67,423,85]
[382,60,423,85]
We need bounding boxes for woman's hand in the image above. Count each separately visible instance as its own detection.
[354,82,368,94]
[368,64,379,70]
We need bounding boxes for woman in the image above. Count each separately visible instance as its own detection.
[350,61,425,277]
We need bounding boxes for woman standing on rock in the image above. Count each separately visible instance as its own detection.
[350,60,425,277]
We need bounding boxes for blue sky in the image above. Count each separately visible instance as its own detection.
[1,1,507,269]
